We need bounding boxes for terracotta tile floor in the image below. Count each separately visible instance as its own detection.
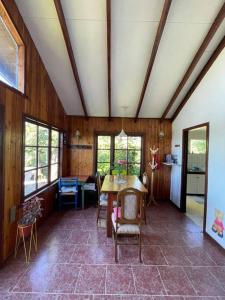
[0,201,225,299]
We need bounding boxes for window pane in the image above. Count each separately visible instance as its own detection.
[38,167,48,188]
[38,147,48,167]
[38,126,49,146]
[51,147,59,164]
[128,164,141,176]
[128,150,141,163]
[97,149,110,163]
[51,164,58,181]
[25,147,37,170]
[190,139,206,154]
[115,136,127,149]
[0,16,18,88]
[24,170,36,196]
[97,136,111,149]
[97,162,110,176]
[114,149,127,162]
[25,122,37,146]
[128,136,141,150]
[51,130,59,147]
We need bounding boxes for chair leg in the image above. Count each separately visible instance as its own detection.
[115,232,118,263]
[96,205,100,225]
[144,196,147,224]
[139,233,142,263]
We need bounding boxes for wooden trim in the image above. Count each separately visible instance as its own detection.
[172,37,225,121]
[161,3,225,119]
[94,131,145,176]
[0,0,25,93]
[0,104,4,265]
[106,0,111,119]
[134,0,172,122]
[53,0,88,118]
[180,122,209,233]
[21,116,63,202]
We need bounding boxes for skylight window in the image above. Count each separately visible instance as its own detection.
[0,1,25,93]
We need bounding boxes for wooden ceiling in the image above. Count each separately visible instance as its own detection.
[15,0,225,120]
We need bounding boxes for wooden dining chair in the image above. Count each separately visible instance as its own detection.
[96,172,108,225]
[142,172,149,224]
[112,187,143,263]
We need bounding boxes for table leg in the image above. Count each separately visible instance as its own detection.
[82,185,85,210]
[107,193,115,237]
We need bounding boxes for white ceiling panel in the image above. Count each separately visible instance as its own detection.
[139,0,225,118]
[167,0,223,23]
[15,0,83,115]
[111,0,164,117]
[112,0,164,22]
[65,18,108,116]
[139,21,214,117]
[61,0,106,20]
[14,0,225,118]
[15,0,57,19]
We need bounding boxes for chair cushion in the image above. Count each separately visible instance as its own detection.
[111,213,140,234]
[60,186,77,193]
[100,193,108,206]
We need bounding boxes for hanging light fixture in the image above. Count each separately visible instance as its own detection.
[117,106,128,138]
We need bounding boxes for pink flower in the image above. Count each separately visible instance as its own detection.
[117,160,127,165]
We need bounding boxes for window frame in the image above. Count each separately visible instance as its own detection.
[94,131,145,177]
[0,0,25,95]
[22,117,62,201]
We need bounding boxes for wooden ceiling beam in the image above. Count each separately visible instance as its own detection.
[54,0,88,118]
[161,2,225,120]
[171,36,225,121]
[106,0,111,119]
[134,0,172,122]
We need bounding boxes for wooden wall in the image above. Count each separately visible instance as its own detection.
[68,117,172,201]
[0,0,68,261]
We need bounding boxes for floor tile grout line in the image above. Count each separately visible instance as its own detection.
[207,266,225,293]
[182,266,198,296]
[156,265,168,296]
[131,264,138,295]
[105,264,107,295]
[158,245,169,266]
[2,291,221,297]
[73,263,82,294]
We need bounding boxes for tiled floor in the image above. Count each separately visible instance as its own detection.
[1,201,225,299]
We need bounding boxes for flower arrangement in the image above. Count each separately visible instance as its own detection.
[111,159,127,175]
[18,196,43,226]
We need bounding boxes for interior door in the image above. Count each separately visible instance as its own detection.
[0,104,4,264]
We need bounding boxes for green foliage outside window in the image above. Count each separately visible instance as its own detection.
[96,135,142,176]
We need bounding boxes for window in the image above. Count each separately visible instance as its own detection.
[0,1,25,93]
[190,139,206,154]
[96,134,143,176]
[24,118,61,198]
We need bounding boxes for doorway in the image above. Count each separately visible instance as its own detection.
[0,104,4,264]
[181,123,209,232]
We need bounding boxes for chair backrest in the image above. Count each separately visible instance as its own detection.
[58,177,78,191]
[96,172,101,196]
[116,187,143,225]
[142,172,149,188]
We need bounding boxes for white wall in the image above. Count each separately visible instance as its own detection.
[171,48,225,248]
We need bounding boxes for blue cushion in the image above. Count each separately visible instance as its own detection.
[61,186,77,193]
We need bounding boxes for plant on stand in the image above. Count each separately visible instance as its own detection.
[15,196,43,262]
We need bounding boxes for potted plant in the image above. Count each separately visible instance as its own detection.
[18,196,43,238]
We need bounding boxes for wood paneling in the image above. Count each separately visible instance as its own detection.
[0,0,68,261]
[68,117,172,201]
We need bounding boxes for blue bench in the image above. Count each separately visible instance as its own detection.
[58,177,78,209]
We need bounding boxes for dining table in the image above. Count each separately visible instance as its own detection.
[101,175,148,237]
